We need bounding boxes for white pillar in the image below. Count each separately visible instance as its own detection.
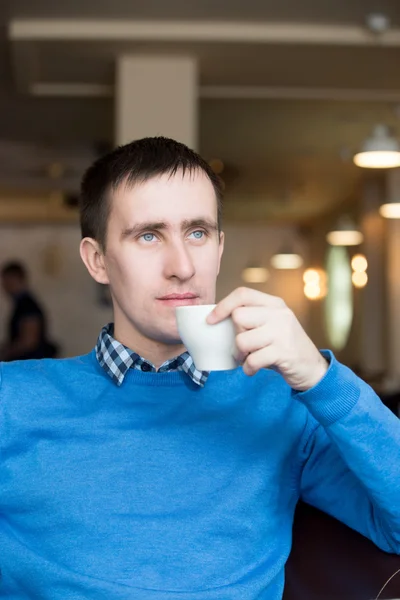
[115,55,198,148]
[386,168,400,386]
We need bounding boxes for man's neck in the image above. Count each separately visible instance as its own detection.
[113,323,186,369]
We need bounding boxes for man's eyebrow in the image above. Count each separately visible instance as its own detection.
[121,222,167,239]
[121,218,218,240]
[182,218,218,231]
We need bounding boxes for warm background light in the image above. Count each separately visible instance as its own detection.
[303,268,327,300]
[326,230,364,246]
[352,271,368,288]
[304,282,321,300]
[351,254,368,273]
[241,267,269,284]
[353,125,400,169]
[303,269,320,284]
[353,151,400,169]
[379,203,400,219]
[270,254,303,270]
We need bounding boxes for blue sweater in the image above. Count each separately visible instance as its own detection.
[0,350,399,599]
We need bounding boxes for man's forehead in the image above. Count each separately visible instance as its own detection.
[115,202,217,224]
[112,173,217,223]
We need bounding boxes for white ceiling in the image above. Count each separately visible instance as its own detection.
[1,0,400,221]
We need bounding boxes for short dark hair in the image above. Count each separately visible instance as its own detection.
[79,136,223,250]
[1,261,27,279]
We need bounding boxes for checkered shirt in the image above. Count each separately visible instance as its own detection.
[95,323,209,387]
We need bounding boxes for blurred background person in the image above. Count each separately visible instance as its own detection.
[0,261,58,361]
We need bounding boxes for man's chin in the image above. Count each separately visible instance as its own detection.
[150,326,183,347]
[157,335,183,347]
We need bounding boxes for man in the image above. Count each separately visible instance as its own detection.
[0,261,58,361]
[0,137,398,600]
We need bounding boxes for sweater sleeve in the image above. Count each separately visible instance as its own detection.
[293,351,400,554]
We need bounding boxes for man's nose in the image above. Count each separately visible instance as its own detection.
[163,241,195,281]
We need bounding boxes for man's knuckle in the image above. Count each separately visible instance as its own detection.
[246,353,257,370]
[231,307,242,323]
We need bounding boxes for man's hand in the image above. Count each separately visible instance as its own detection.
[207,287,328,392]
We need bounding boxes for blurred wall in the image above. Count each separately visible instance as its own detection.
[306,186,388,378]
[0,223,309,357]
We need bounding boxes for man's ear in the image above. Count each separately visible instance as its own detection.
[79,238,110,285]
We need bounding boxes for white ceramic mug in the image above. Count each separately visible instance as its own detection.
[175,304,237,371]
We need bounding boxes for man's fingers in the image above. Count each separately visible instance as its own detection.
[236,327,273,356]
[231,306,269,331]
[242,346,277,376]
[207,288,284,324]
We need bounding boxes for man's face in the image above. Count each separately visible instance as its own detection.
[102,170,224,347]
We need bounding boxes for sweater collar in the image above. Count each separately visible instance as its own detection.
[95,323,209,387]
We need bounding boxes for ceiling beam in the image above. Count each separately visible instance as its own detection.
[28,82,400,103]
[30,82,114,98]
[9,19,400,46]
[201,86,400,102]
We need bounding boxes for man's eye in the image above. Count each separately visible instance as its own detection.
[141,233,156,242]
[189,230,204,240]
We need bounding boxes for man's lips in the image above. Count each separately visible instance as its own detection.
[157,293,199,306]
[159,293,198,300]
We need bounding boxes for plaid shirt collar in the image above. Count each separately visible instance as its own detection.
[95,323,209,388]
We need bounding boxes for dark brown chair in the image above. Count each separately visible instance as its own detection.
[284,502,400,600]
